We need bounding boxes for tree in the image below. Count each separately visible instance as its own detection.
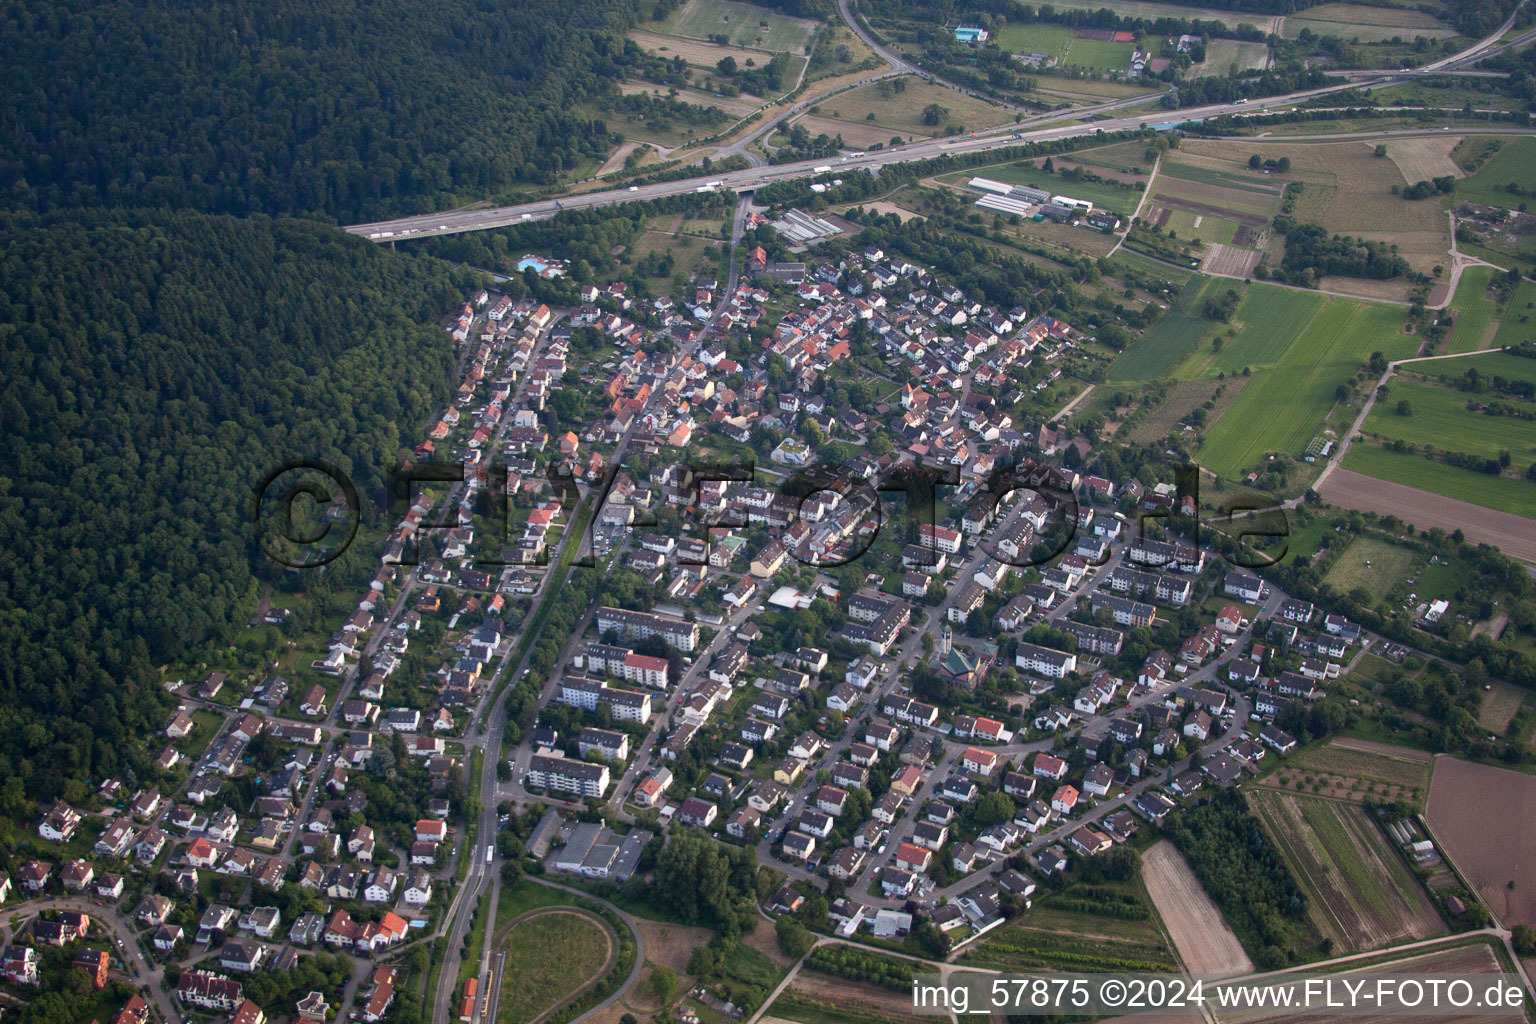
[922,103,950,126]
[649,965,679,1005]
[1397,399,1412,416]
[1375,144,1388,157]
[717,56,737,76]
[974,791,1015,825]
[776,916,815,957]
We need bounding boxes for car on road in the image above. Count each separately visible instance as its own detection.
[628,186,638,191]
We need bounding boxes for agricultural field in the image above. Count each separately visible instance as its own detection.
[1342,439,1536,520]
[1017,0,1283,35]
[1453,135,1536,206]
[1322,534,1423,596]
[1212,941,1523,1024]
[959,879,1179,973]
[1142,841,1254,976]
[1176,137,1453,283]
[1127,377,1247,444]
[1280,2,1458,41]
[1247,790,1445,953]
[1426,756,1536,926]
[1381,135,1465,183]
[802,77,1011,137]
[659,0,817,53]
[1412,347,1536,387]
[1195,289,1415,479]
[1363,375,1536,475]
[1288,738,1434,793]
[1191,38,1271,76]
[1108,277,1225,380]
[1319,461,1536,561]
[770,974,930,1024]
[497,910,614,1024]
[1446,266,1504,354]
[1490,278,1536,349]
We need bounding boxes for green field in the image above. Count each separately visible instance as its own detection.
[1452,136,1536,207]
[1447,266,1502,354]
[1342,442,1536,519]
[1195,287,1416,476]
[1197,286,1323,377]
[663,0,816,52]
[498,912,612,1024]
[1323,535,1423,595]
[1064,37,1134,71]
[1364,376,1536,472]
[1108,277,1224,380]
[995,23,1075,59]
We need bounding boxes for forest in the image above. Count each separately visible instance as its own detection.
[2,0,660,221]
[0,208,472,804]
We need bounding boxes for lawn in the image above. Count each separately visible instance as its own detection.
[1447,266,1503,354]
[1064,37,1135,71]
[1196,288,1416,477]
[498,912,612,1024]
[662,0,817,53]
[1452,136,1536,206]
[1364,376,1536,474]
[1322,535,1422,596]
[1108,276,1224,380]
[1342,442,1536,519]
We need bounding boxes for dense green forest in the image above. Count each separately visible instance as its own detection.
[0,209,470,804]
[1,0,657,221]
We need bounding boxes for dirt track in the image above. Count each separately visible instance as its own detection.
[1316,467,1536,563]
[1141,841,1254,977]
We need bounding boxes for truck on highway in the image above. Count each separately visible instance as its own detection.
[813,165,832,173]
[695,180,725,193]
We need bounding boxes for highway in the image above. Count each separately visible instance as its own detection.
[343,76,1520,243]
[346,0,1535,245]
